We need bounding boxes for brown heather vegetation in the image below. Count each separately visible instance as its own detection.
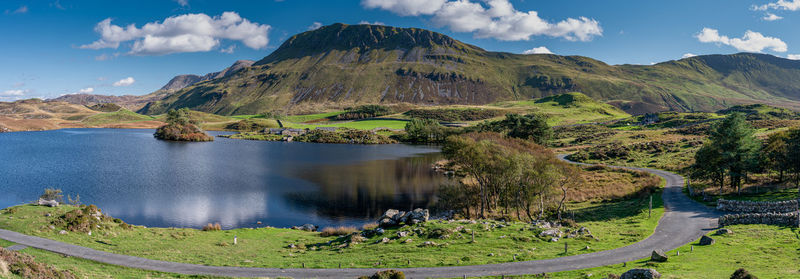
[202,223,222,231]
[0,247,76,279]
[319,226,358,237]
[572,166,661,202]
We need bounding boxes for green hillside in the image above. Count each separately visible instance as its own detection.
[81,109,154,126]
[138,23,800,116]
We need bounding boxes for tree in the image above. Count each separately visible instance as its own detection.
[165,108,192,126]
[476,113,552,145]
[693,113,759,194]
[784,129,800,188]
[404,118,451,143]
[762,131,789,182]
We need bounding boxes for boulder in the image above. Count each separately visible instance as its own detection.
[715,228,733,235]
[292,224,317,232]
[539,229,562,238]
[37,198,59,207]
[620,268,661,279]
[650,249,668,262]
[379,209,401,227]
[699,235,715,245]
[397,231,409,238]
[406,208,430,224]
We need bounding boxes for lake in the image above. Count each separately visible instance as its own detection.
[0,128,446,229]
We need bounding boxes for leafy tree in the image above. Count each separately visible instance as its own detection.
[784,129,800,188]
[693,113,759,194]
[762,131,789,182]
[475,113,552,145]
[404,118,451,143]
[165,108,192,126]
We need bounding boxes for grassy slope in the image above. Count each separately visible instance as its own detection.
[491,92,631,126]
[546,225,800,279]
[80,109,155,126]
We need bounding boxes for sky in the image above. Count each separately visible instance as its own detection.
[2,0,800,100]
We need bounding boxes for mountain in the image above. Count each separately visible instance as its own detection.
[159,60,255,91]
[53,60,255,111]
[127,23,800,115]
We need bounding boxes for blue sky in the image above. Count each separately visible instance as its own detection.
[1,0,800,100]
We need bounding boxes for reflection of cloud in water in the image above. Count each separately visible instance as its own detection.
[115,191,267,229]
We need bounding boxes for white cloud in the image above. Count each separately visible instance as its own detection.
[362,0,602,41]
[522,46,552,54]
[695,28,787,53]
[9,5,28,14]
[77,87,94,94]
[362,0,446,16]
[754,0,800,11]
[80,12,271,55]
[788,54,800,60]
[175,0,189,7]
[112,77,135,87]
[1,89,26,96]
[220,45,236,54]
[359,20,386,25]
[763,12,784,20]
[682,53,697,58]
[308,22,323,31]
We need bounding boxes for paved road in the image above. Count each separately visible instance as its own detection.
[0,156,721,278]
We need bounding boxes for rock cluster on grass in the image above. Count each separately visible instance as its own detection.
[714,228,733,235]
[699,235,715,245]
[291,224,318,232]
[620,268,661,279]
[36,198,59,207]
[378,208,429,227]
[718,211,799,227]
[717,199,798,213]
[650,249,668,262]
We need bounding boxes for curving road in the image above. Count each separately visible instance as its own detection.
[0,156,721,278]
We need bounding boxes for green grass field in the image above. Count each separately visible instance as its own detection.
[0,189,663,270]
[80,109,155,126]
[545,225,800,279]
[284,119,409,130]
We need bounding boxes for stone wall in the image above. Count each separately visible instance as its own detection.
[716,199,798,213]
[718,211,799,227]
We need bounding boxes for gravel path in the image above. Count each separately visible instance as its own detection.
[0,156,720,278]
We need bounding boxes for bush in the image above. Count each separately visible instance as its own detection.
[730,268,758,279]
[359,270,406,279]
[297,128,396,144]
[404,118,457,143]
[154,123,214,142]
[52,205,110,233]
[319,226,358,237]
[332,105,393,120]
[225,119,276,132]
[39,188,63,203]
[0,247,75,279]
[202,223,222,231]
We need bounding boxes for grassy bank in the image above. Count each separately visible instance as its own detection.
[0,190,663,270]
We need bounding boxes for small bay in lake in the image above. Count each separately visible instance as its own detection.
[0,128,445,229]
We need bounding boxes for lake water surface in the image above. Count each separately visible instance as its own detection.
[0,129,445,229]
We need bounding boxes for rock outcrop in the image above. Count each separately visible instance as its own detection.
[378,208,430,227]
[650,249,668,262]
[620,268,661,279]
[37,199,59,207]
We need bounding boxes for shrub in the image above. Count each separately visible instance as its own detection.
[319,226,358,237]
[0,247,75,279]
[202,223,222,231]
[359,270,406,279]
[730,268,758,279]
[560,218,578,227]
[52,205,108,233]
[40,188,64,203]
[297,128,396,144]
[2,207,18,215]
[154,123,214,142]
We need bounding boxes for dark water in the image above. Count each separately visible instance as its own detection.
[0,129,445,229]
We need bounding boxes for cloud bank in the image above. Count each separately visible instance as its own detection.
[80,12,270,55]
[362,0,602,42]
[522,46,553,54]
[695,28,787,53]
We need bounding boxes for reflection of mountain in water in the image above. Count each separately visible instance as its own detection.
[286,152,446,220]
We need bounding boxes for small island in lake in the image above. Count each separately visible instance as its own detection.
[153,108,214,142]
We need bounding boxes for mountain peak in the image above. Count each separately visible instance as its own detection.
[256,23,484,64]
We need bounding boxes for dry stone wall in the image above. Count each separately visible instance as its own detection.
[718,211,799,227]
[716,199,798,213]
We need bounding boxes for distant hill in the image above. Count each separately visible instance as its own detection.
[52,60,255,111]
[135,23,800,116]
